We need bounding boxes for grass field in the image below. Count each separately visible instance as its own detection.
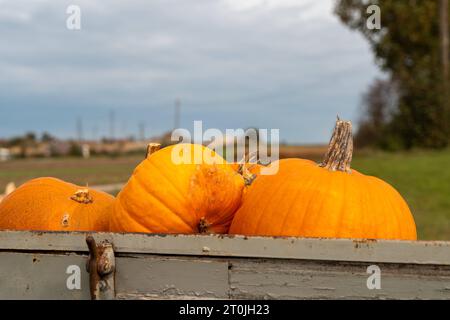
[0,149,448,240]
[0,156,141,191]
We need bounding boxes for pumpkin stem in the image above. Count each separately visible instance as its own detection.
[71,189,93,204]
[319,117,353,173]
[237,164,257,186]
[146,143,161,159]
[237,152,257,186]
[198,217,211,233]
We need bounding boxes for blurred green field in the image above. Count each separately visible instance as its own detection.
[0,150,448,240]
[0,156,141,191]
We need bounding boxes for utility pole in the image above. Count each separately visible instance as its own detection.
[121,120,128,139]
[109,109,115,141]
[76,117,83,142]
[139,122,145,141]
[174,98,181,130]
[92,126,98,141]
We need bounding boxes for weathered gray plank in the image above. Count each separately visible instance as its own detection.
[229,259,450,300]
[0,252,229,300]
[115,255,229,299]
[0,252,90,300]
[0,231,449,265]
[1,251,449,299]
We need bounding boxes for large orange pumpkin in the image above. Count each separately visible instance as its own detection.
[230,119,417,240]
[0,177,114,231]
[110,143,245,234]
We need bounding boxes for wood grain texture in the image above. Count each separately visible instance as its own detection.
[0,231,449,265]
[0,231,449,299]
[0,252,449,299]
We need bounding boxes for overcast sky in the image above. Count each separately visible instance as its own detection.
[0,0,381,143]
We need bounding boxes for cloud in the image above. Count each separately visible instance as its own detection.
[0,0,380,143]
[224,0,313,11]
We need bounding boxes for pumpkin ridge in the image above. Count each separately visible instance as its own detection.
[367,176,385,238]
[288,163,320,236]
[375,177,407,239]
[114,197,153,233]
[358,176,369,236]
[130,173,194,231]
[253,170,288,234]
[332,173,347,237]
[294,165,324,235]
[277,162,317,235]
[146,154,201,224]
[308,168,336,237]
[362,175,399,239]
[117,181,176,233]
[277,176,303,235]
[358,172,373,237]
[147,156,189,202]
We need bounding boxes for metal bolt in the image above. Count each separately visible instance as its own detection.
[99,280,108,292]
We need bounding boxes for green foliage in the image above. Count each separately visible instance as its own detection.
[68,142,82,157]
[335,0,450,149]
[41,132,56,143]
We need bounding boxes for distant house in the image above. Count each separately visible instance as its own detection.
[49,140,71,156]
[81,144,90,158]
[0,148,11,161]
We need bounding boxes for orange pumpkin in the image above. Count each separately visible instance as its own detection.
[110,143,245,234]
[0,177,114,231]
[230,119,417,240]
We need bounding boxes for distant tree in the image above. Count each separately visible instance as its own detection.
[24,132,37,143]
[335,0,450,149]
[355,78,399,148]
[41,132,56,143]
[68,141,82,157]
[6,136,24,147]
[5,132,37,157]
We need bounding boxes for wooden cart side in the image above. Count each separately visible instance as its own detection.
[0,231,449,265]
[1,251,450,300]
[0,231,450,300]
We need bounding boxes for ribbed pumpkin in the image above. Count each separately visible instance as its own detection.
[110,143,245,234]
[230,119,417,240]
[0,177,114,231]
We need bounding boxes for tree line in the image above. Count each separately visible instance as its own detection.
[335,0,450,149]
